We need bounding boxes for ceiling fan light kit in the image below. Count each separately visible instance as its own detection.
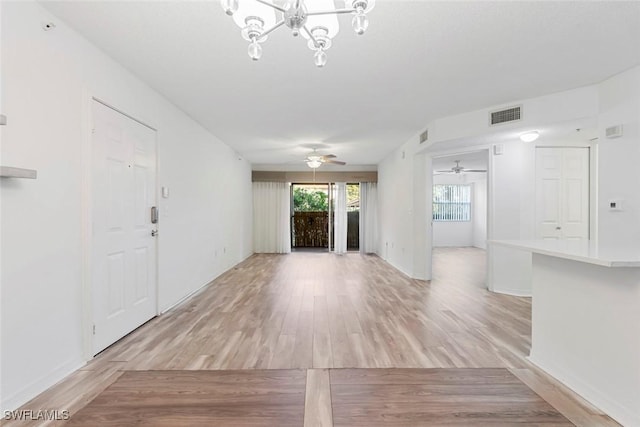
[221,0,375,67]
[304,150,346,169]
[306,159,322,168]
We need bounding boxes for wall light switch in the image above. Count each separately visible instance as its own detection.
[608,199,623,211]
[493,144,504,155]
[162,186,170,198]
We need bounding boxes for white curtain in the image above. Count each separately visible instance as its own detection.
[359,182,378,254]
[334,182,348,254]
[253,182,291,253]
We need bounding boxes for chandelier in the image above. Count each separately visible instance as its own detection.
[220,0,375,67]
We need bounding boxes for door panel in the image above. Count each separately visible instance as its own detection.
[536,148,563,239]
[565,179,583,222]
[535,147,589,241]
[107,252,125,316]
[92,100,157,354]
[561,148,589,240]
[134,247,150,303]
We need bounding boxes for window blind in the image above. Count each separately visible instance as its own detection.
[433,184,471,221]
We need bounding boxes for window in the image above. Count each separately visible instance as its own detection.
[433,184,471,221]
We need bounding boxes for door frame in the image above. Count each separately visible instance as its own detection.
[423,146,492,284]
[81,93,160,360]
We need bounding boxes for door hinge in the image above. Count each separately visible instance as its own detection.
[92,324,96,335]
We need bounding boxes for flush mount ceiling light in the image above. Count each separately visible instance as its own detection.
[220,0,375,67]
[520,131,540,142]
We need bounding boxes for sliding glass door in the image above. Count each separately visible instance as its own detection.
[290,183,360,252]
[291,184,331,250]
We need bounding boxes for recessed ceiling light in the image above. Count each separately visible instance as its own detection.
[520,131,540,142]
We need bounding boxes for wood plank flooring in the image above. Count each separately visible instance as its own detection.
[51,368,572,426]
[304,369,333,427]
[4,248,619,426]
[67,370,306,426]
[330,368,572,426]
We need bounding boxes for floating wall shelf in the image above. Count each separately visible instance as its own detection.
[0,166,38,179]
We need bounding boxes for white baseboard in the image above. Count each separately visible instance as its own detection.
[1,358,85,412]
[381,258,412,278]
[528,354,640,427]
[490,288,532,297]
[160,253,254,314]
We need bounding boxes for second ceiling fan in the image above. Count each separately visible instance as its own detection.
[435,160,486,174]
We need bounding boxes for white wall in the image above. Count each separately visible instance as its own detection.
[432,174,474,248]
[528,254,640,427]
[433,221,473,247]
[427,86,598,144]
[486,141,534,295]
[488,66,640,296]
[0,1,253,410]
[472,175,487,249]
[596,66,640,245]
[378,84,598,282]
[431,172,487,249]
[378,149,414,276]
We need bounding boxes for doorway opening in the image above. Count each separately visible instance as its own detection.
[431,150,489,287]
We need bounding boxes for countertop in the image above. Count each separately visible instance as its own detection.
[490,239,640,267]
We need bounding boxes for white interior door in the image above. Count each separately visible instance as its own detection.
[91,100,157,354]
[535,147,589,240]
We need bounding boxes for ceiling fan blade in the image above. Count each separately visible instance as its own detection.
[435,170,454,173]
[324,159,346,165]
[463,169,487,172]
[321,154,337,159]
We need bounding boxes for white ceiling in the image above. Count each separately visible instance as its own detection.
[42,1,640,169]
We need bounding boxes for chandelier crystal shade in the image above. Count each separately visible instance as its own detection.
[221,0,375,67]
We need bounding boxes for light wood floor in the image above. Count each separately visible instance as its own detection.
[5,248,618,426]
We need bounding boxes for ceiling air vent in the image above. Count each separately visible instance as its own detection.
[419,129,428,144]
[490,105,521,126]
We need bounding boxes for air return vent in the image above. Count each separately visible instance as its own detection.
[605,125,623,139]
[490,106,521,125]
[419,129,429,144]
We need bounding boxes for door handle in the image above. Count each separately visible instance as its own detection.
[151,229,158,237]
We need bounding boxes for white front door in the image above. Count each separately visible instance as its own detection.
[91,100,158,354]
[535,147,589,240]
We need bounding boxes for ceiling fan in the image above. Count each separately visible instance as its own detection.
[435,160,486,174]
[305,150,346,169]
